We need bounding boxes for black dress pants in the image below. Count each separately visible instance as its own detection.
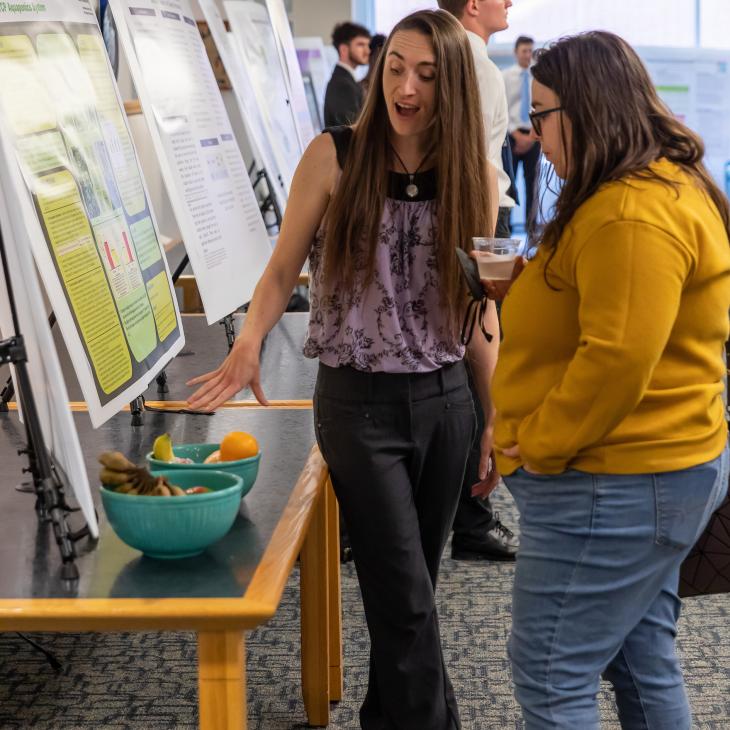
[314,361,475,730]
[509,136,541,227]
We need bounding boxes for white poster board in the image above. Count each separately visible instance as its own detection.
[264,0,315,149]
[110,0,272,324]
[641,47,730,193]
[224,0,301,192]
[198,0,288,215]
[0,0,184,427]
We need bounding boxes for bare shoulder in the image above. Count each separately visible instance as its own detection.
[294,132,338,194]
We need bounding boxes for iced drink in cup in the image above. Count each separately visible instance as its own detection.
[472,238,522,280]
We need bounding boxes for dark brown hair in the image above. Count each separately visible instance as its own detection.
[436,0,468,19]
[532,31,730,255]
[322,10,492,331]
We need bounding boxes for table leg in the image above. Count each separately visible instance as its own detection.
[198,631,246,730]
[301,486,330,726]
[326,478,343,701]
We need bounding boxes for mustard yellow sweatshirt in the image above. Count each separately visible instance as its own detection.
[493,159,730,476]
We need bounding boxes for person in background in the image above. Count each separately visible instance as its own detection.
[438,0,519,562]
[485,31,730,728]
[361,33,387,93]
[503,35,541,229]
[324,21,371,127]
[187,10,500,728]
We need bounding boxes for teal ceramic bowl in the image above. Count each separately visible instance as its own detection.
[146,443,260,498]
[100,469,243,559]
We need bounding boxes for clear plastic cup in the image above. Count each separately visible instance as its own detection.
[472,237,522,280]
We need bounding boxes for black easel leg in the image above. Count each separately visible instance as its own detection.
[155,369,169,394]
[130,396,144,427]
[16,633,62,672]
[220,314,236,352]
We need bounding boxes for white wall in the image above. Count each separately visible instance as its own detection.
[291,0,352,46]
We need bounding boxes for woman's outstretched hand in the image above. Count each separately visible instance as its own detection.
[186,339,268,412]
[474,254,526,301]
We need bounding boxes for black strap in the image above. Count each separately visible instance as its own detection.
[323,126,354,170]
[460,297,494,347]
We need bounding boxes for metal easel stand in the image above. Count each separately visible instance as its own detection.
[249,162,283,231]
[0,222,90,584]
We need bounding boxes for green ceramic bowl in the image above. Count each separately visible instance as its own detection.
[100,469,243,559]
[145,443,260,498]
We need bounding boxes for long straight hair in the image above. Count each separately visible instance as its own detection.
[532,31,730,254]
[322,9,492,331]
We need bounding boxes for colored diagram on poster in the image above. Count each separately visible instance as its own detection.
[0,1,183,425]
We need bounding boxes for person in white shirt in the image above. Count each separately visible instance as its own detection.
[438,0,519,562]
[439,0,516,238]
[503,36,541,227]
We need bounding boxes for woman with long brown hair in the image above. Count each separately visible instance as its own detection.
[188,10,499,728]
[484,31,730,728]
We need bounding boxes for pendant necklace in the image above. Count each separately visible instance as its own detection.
[390,144,434,199]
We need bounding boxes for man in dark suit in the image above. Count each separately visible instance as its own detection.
[324,22,371,128]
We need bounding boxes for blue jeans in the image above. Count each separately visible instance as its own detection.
[504,444,729,729]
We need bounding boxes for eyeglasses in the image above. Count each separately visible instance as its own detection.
[528,106,563,136]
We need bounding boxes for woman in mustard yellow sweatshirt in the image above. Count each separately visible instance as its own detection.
[487,32,730,729]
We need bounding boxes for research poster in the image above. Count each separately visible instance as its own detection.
[0,0,183,427]
[265,0,315,149]
[643,48,730,194]
[199,0,288,215]
[224,0,301,192]
[110,0,272,324]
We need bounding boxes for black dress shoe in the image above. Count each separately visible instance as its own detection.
[452,516,519,561]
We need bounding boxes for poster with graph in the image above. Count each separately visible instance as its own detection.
[0,0,184,427]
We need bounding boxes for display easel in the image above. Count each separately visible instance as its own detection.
[0,221,92,583]
[249,161,283,231]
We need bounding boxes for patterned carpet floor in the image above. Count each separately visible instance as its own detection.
[1,489,729,729]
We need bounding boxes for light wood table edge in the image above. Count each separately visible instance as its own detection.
[244,446,328,608]
[4,401,314,412]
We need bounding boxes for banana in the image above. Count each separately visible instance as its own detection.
[115,483,136,494]
[98,451,136,471]
[169,484,186,497]
[152,433,174,462]
[99,468,133,486]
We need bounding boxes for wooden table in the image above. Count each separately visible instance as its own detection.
[0,407,340,728]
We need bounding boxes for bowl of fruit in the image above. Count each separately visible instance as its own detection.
[99,451,243,559]
[146,431,261,498]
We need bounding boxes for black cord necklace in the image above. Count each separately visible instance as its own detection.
[390,143,434,199]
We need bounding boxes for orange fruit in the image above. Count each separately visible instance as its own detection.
[219,431,259,461]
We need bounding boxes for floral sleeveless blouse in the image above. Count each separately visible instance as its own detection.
[303,127,465,373]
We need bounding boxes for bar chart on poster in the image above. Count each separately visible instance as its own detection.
[0,0,183,427]
[110,0,273,323]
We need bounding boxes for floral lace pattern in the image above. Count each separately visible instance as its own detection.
[304,198,464,373]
